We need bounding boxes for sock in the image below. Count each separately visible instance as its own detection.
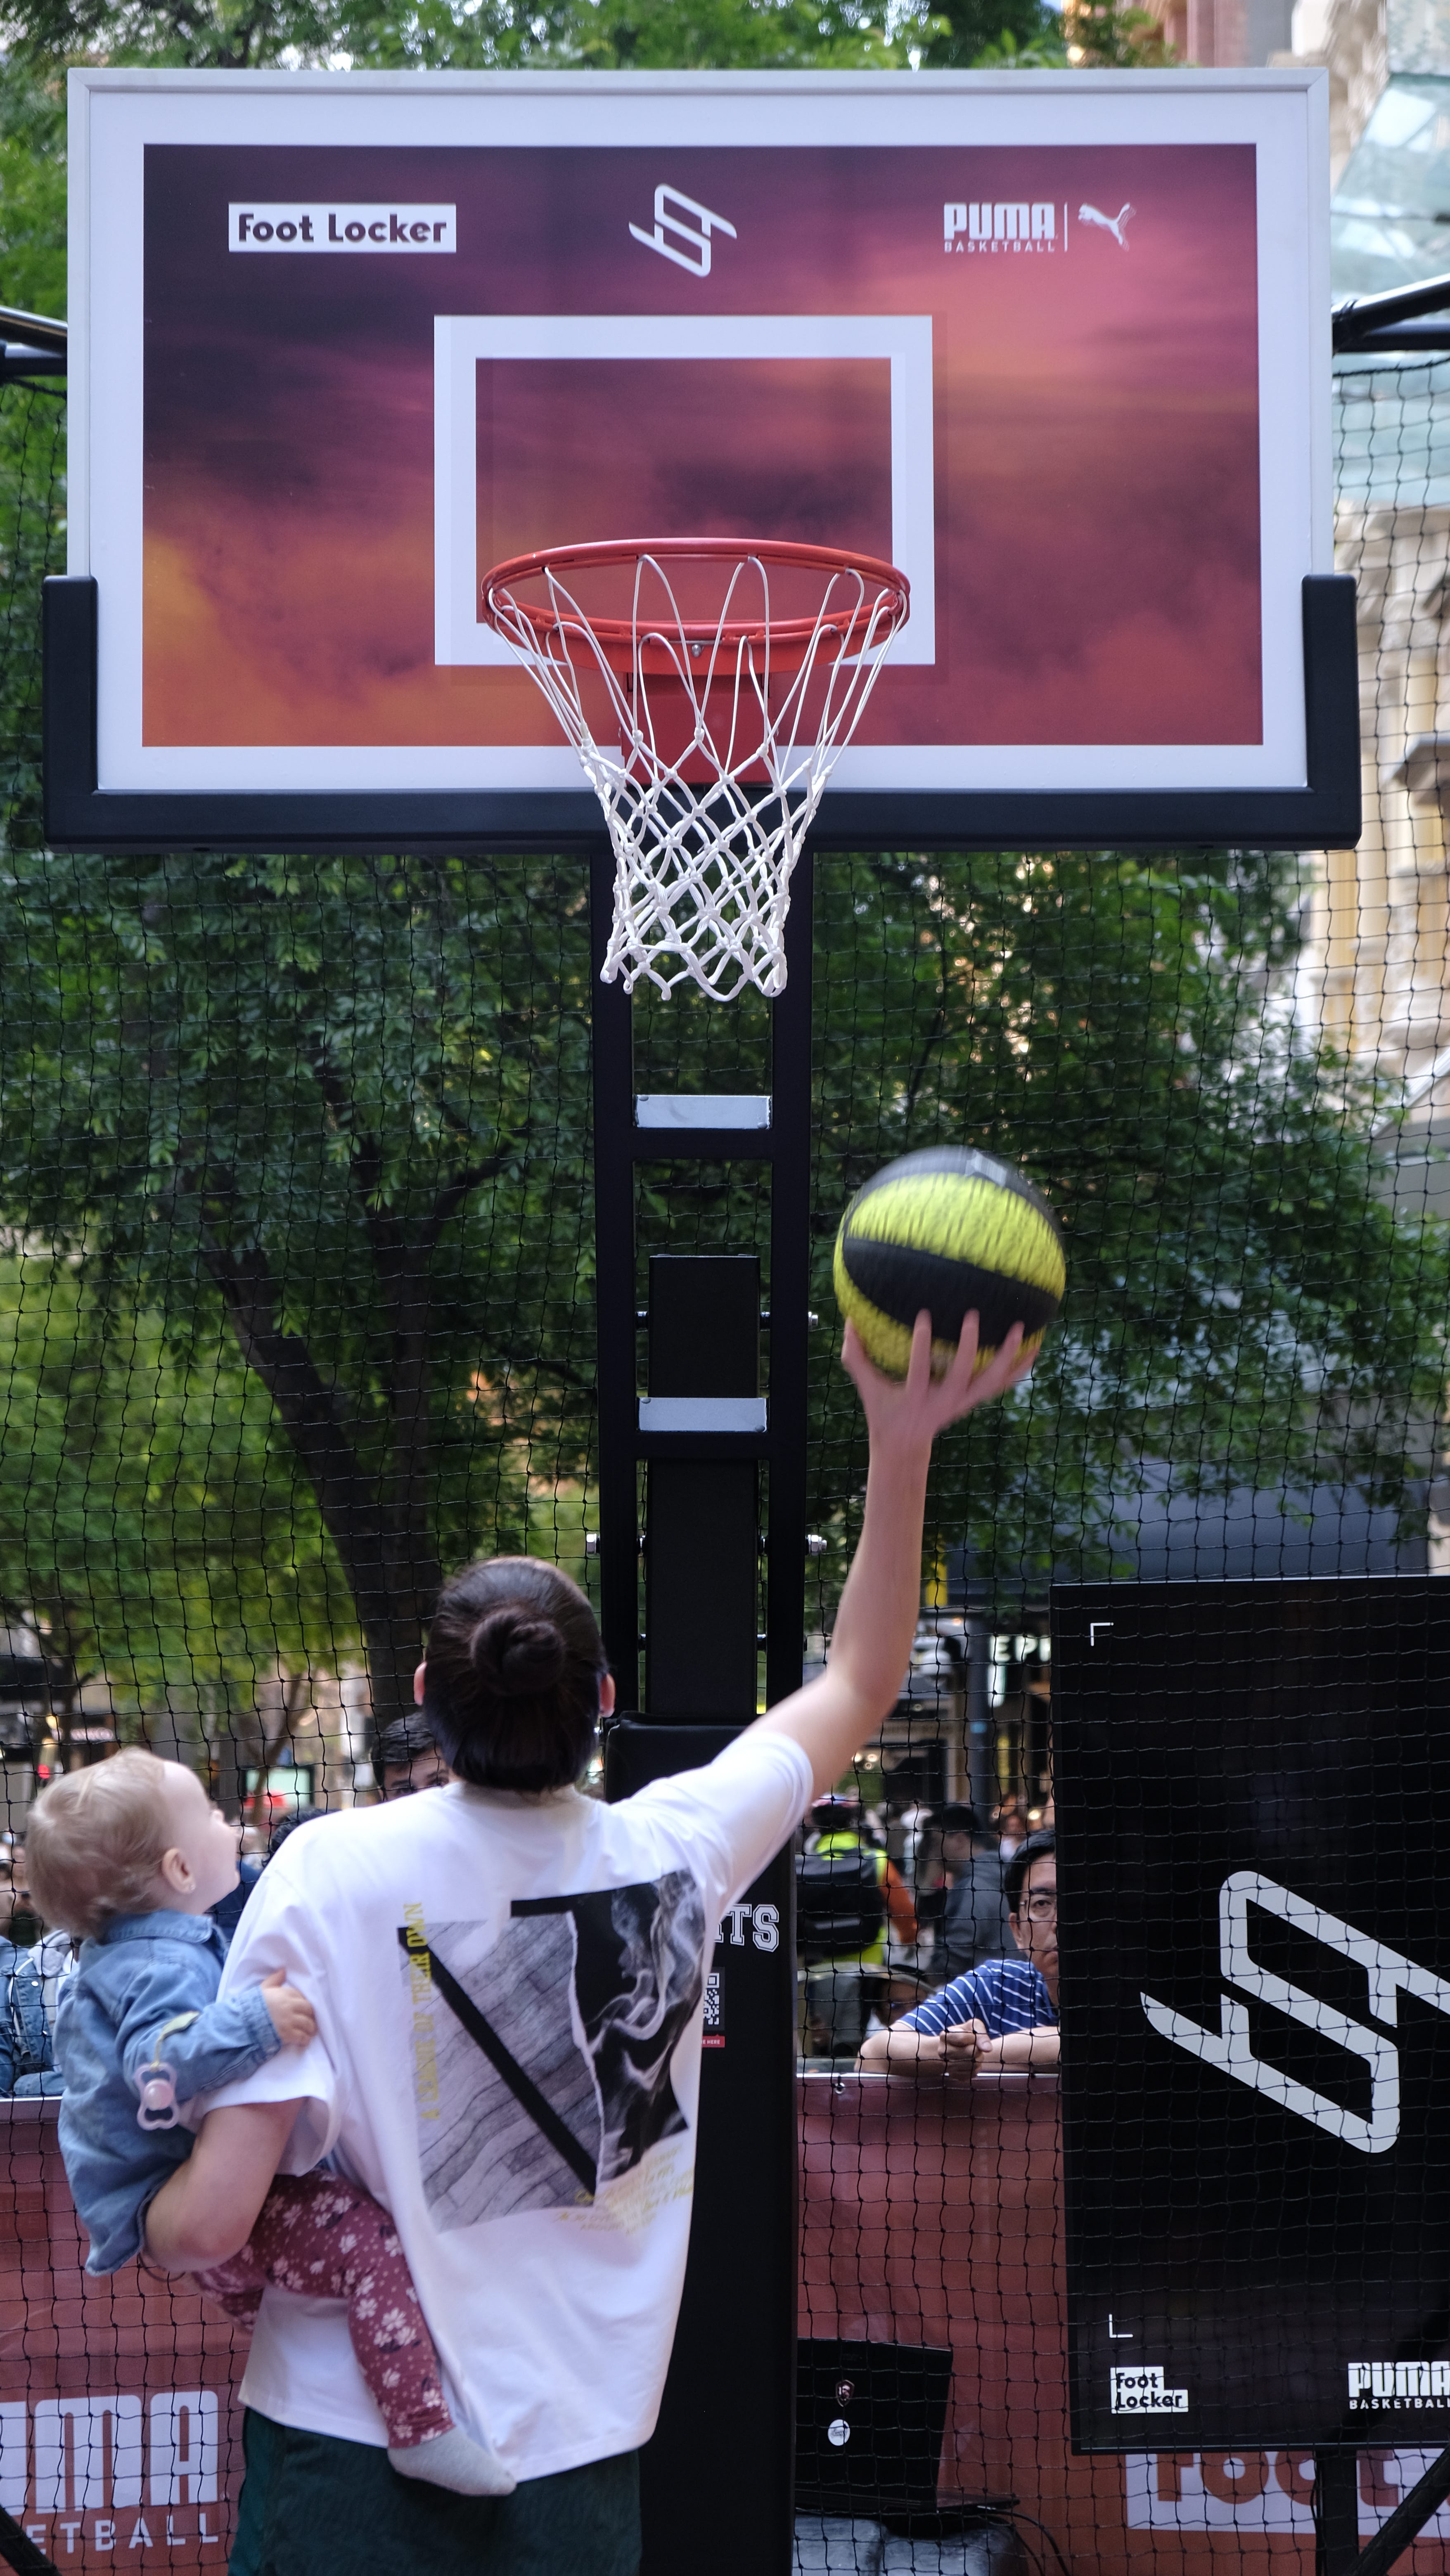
[387,2425,517,2497]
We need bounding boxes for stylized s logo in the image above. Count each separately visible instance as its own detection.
[1142,1873,1450,2155]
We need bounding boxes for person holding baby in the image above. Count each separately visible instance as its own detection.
[24,1309,1031,2575]
[26,1749,514,2500]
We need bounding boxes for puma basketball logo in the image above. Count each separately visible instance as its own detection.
[1078,203,1135,249]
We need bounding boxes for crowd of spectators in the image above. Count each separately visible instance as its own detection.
[796,1787,1058,2074]
[1,1715,1049,2094]
[0,1716,455,2100]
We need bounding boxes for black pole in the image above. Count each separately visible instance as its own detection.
[765,848,813,1714]
[590,843,640,1712]
[592,850,809,2576]
[966,1614,993,1818]
[0,2508,58,2575]
[1315,2453,1362,2576]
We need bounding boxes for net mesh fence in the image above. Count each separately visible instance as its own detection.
[0,356,1446,2569]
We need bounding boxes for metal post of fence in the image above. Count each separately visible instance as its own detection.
[1315,2452,1361,2576]
[594,850,810,2576]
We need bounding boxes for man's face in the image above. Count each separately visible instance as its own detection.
[381,1749,452,1801]
[2,1856,41,1943]
[939,1831,972,1876]
[1008,1854,1057,1982]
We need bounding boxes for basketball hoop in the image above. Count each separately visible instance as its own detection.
[481,538,910,999]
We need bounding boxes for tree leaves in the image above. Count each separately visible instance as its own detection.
[0,1248,353,1736]
[0,846,598,1715]
[806,854,1450,1588]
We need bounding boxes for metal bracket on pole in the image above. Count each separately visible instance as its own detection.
[1332,270,1450,356]
[0,300,65,385]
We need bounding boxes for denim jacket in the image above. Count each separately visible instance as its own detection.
[0,1938,64,2098]
[54,1911,280,2274]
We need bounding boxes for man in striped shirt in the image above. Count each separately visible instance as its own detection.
[858,1830,1058,2079]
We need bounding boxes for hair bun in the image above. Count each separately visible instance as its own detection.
[468,1608,567,1698]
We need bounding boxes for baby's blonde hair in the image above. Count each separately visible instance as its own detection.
[26,1748,178,1941]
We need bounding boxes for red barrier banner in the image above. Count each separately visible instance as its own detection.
[800,2072,1450,2568]
[8,2074,1450,2568]
[0,2104,246,2570]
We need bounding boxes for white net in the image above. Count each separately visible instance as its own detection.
[482,543,909,999]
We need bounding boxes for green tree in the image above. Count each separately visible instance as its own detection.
[914,0,1063,71]
[806,852,1449,1584]
[0,7,1426,1727]
[7,0,910,70]
[9,0,334,66]
[0,849,597,1723]
[5,0,1115,82]
[2,771,1446,1719]
[345,0,905,68]
[633,853,1450,1593]
[0,64,67,317]
[0,381,66,837]
[0,1248,352,1747]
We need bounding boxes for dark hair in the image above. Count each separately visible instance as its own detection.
[374,1715,440,1774]
[265,1807,327,1863]
[927,1802,983,1837]
[420,1556,605,1794]
[1005,1827,1055,1915]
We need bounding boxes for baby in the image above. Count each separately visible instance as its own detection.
[26,1748,512,2498]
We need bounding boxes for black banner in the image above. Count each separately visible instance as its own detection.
[1054,1578,1450,2451]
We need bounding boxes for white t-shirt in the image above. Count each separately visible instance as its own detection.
[206,1729,813,2481]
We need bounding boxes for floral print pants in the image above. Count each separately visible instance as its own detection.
[199,2171,453,2449]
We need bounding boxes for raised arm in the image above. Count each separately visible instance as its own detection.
[753,1312,1032,1799]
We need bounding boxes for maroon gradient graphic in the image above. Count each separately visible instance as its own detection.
[142,142,1260,749]
[480,357,895,570]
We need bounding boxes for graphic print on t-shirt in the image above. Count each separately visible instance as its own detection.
[398,1869,705,2232]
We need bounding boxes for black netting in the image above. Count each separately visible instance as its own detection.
[0,353,1447,2572]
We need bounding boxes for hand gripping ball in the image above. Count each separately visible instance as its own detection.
[833,1146,1066,1380]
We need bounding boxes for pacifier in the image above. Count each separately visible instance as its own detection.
[135,2059,180,2131]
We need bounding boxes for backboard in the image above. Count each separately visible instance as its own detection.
[46,67,1356,854]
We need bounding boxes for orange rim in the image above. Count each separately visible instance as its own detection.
[481,537,910,664]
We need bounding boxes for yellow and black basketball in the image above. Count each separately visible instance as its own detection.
[833,1146,1066,1379]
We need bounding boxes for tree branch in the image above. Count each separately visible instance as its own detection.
[187,1087,509,1718]
[302,1055,508,1597]
[199,1231,424,1716]
[420,1152,508,1255]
